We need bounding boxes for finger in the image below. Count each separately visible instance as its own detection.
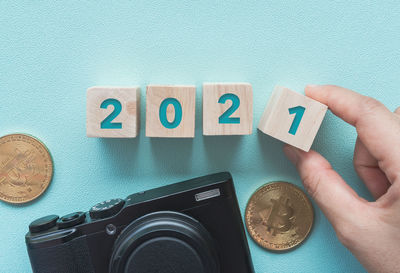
[283,145,365,229]
[305,85,400,183]
[354,137,391,199]
[377,107,400,206]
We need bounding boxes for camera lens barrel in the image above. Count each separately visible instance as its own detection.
[109,211,219,273]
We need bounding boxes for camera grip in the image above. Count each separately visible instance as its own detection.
[27,236,95,273]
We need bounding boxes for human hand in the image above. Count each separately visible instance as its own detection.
[283,85,400,273]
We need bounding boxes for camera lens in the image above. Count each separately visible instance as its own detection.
[109,211,219,273]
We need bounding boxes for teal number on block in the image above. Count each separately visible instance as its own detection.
[100,98,122,129]
[288,106,305,135]
[159,98,183,129]
[218,93,240,124]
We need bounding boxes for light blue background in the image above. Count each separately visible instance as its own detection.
[1,1,399,272]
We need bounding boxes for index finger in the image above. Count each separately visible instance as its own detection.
[305,85,400,183]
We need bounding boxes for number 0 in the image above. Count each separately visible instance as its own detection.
[100,99,122,129]
[288,106,305,135]
[159,98,183,129]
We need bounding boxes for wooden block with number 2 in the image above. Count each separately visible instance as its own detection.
[258,86,327,152]
[203,83,253,135]
[86,86,140,138]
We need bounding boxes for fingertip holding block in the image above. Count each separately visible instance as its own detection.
[258,86,327,152]
[145,85,196,138]
[203,83,253,135]
[86,86,140,138]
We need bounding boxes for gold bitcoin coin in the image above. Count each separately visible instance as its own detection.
[0,134,53,204]
[245,181,314,251]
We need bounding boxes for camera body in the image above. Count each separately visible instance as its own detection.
[26,172,255,273]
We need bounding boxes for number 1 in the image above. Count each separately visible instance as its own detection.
[288,106,305,135]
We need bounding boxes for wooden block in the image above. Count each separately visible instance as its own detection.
[145,85,196,138]
[203,83,253,135]
[86,86,140,138]
[258,86,327,152]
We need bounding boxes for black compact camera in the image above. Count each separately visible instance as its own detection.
[26,172,255,273]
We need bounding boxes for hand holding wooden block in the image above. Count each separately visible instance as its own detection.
[203,83,253,135]
[87,86,140,138]
[145,85,196,138]
[258,86,327,152]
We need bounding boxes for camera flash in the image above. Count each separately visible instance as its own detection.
[195,188,221,201]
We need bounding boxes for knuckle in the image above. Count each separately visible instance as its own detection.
[334,217,364,249]
[334,202,370,249]
[360,96,383,115]
[302,172,322,201]
[335,224,354,248]
[301,159,334,201]
[388,185,400,202]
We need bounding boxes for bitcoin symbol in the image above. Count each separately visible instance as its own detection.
[0,148,37,187]
[259,196,294,236]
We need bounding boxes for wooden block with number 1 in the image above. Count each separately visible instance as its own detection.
[146,85,196,138]
[258,86,327,152]
[203,83,253,135]
[86,86,140,138]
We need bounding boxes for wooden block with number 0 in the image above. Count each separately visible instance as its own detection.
[258,86,327,152]
[203,83,253,135]
[86,86,140,138]
[145,85,196,138]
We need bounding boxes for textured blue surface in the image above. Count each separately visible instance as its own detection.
[1,1,399,272]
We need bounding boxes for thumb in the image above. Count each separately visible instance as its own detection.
[283,145,365,230]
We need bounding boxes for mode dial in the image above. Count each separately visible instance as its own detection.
[90,198,125,220]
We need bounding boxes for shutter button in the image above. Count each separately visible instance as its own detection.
[29,215,59,233]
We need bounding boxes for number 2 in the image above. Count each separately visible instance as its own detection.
[218,93,240,124]
[100,99,122,129]
[288,106,305,135]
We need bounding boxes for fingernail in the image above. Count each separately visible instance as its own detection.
[306,84,320,90]
[283,145,299,165]
[305,84,321,97]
